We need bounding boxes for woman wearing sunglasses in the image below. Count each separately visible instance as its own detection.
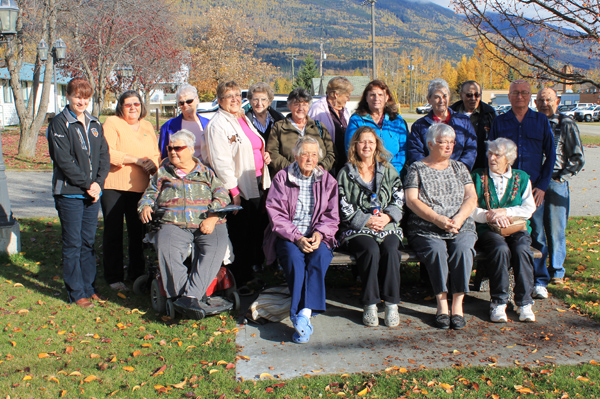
[158,84,210,160]
[101,90,160,291]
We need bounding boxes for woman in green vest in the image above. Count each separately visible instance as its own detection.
[471,138,537,324]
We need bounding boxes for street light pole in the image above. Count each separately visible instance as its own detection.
[362,0,377,80]
[0,0,21,254]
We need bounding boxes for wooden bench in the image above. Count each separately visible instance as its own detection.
[330,247,543,292]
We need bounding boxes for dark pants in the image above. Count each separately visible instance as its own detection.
[347,234,402,306]
[408,232,476,295]
[100,189,145,284]
[275,238,333,316]
[54,196,100,302]
[477,230,534,306]
[227,182,265,285]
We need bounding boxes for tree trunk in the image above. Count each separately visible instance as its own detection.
[16,122,40,159]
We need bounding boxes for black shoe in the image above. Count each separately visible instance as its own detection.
[203,296,234,315]
[173,296,206,320]
[451,314,466,330]
[435,313,451,329]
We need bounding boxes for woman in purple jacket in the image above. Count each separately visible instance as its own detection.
[263,136,339,344]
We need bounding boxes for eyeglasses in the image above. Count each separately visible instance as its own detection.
[123,102,141,108]
[251,97,269,104]
[290,102,310,108]
[167,145,187,152]
[358,140,376,146]
[510,91,531,97]
[222,93,242,101]
[465,93,480,99]
[178,98,195,106]
[436,140,455,146]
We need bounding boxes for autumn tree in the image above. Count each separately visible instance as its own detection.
[4,0,64,158]
[64,0,180,116]
[453,0,600,88]
[186,6,276,97]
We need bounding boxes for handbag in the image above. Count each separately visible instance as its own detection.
[482,171,527,237]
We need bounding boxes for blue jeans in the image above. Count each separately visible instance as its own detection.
[275,238,333,316]
[543,179,569,280]
[54,196,100,302]
[530,200,549,287]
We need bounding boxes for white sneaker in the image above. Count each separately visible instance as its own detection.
[363,305,379,327]
[109,282,129,291]
[532,285,548,299]
[516,303,536,322]
[489,303,508,323]
[384,304,400,327]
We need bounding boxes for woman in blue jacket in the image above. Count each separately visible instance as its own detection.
[345,80,409,175]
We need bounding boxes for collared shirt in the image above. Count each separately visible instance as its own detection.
[252,112,274,135]
[472,166,536,222]
[489,109,556,192]
[290,119,306,135]
[291,162,315,236]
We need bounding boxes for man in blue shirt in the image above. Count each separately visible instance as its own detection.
[489,79,556,300]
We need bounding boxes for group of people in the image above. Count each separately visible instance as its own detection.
[47,74,584,344]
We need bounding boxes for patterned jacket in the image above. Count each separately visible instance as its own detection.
[138,159,230,229]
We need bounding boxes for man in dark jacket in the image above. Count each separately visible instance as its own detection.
[450,80,497,170]
[535,87,585,287]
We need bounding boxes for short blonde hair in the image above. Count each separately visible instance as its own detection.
[326,77,354,96]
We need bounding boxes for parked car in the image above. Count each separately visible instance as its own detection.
[574,105,600,122]
[563,105,591,118]
[416,104,432,114]
[557,104,576,114]
[494,105,511,115]
[196,99,251,120]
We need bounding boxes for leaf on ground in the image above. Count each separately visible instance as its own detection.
[13,283,23,287]
[132,350,143,357]
[590,360,599,365]
[151,365,167,376]
[47,377,59,383]
[514,385,534,393]
[171,378,187,389]
[132,386,141,391]
[357,387,369,396]
[65,346,74,354]
[10,341,16,347]
[123,367,135,372]
[143,334,155,340]
[89,353,101,359]
[216,360,228,366]
[131,308,146,315]
[117,292,127,299]
[141,343,152,348]
[68,371,82,376]
[226,363,235,369]
[60,390,67,397]
[16,309,29,314]
[259,372,274,379]
[209,369,219,374]
[38,353,50,358]
[83,375,99,383]
[576,376,590,382]
[22,375,32,381]
[556,308,567,313]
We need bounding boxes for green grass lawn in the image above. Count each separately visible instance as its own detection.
[1,217,599,397]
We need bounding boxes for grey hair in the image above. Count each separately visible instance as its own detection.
[287,87,312,107]
[293,136,323,159]
[169,129,195,151]
[175,84,198,101]
[427,78,450,99]
[487,138,518,165]
[460,80,481,93]
[426,123,456,149]
[248,82,275,102]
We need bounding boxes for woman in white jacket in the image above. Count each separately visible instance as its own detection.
[204,81,271,292]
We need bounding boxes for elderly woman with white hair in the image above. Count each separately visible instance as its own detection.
[472,138,537,323]
[245,82,285,143]
[158,84,210,160]
[263,136,339,344]
[138,129,231,318]
[405,123,477,330]
[407,78,477,170]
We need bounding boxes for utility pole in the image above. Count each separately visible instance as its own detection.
[409,55,414,111]
[287,52,299,88]
[362,0,376,80]
[314,35,329,95]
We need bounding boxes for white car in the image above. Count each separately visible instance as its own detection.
[416,104,432,114]
[574,105,600,122]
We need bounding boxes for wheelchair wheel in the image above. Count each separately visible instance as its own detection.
[229,291,241,311]
[151,279,166,313]
[165,298,176,319]
[133,274,150,295]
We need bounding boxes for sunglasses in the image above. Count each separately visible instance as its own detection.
[178,99,195,106]
[465,93,480,99]
[123,102,141,108]
[167,145,187,152]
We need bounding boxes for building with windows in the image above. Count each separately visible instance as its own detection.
[0,63,69,127]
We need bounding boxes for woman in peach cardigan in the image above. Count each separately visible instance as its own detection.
[101,91,160,291]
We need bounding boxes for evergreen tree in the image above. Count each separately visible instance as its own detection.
[296,55,319,91]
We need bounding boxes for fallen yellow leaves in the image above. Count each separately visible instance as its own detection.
[83,375,99,383]
[13,283,24,287]
[38,353,51,358]
[123,366,135,372]
[576,376,590,382]
[357,387,369,396]
[259,372,274,380]
[22,375,32,381]
[117,292,127,299]
[170,378,187,389]
[132,350,143,357]
[16,309,29,314]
